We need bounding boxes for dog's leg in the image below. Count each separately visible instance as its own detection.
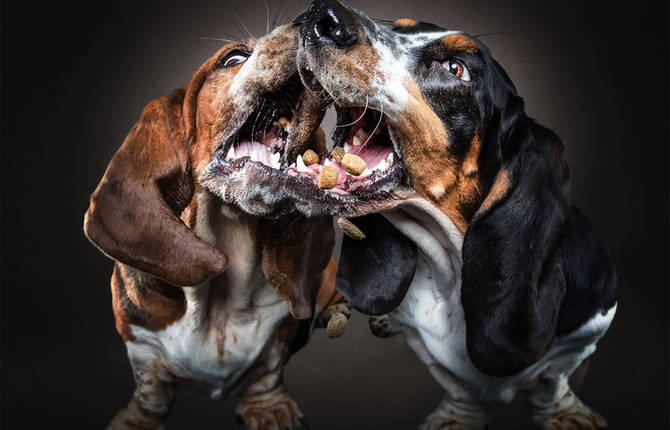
[236,367,308,430]
[107,351,175,430]
[529,373,606,430]
[404,334,489,429]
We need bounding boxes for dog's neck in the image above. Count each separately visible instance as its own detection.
[382,197,464,287]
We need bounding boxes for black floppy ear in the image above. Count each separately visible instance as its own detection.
[461,100,570,376]
[84,80,227,286]
[336,214,417,315]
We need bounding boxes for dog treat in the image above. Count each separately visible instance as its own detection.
[337,217,366,240]
[302,149,319,165]
[318,166,339,189]
[341,153,366,175]
[327,312,348,338]
[272,116,291,132]
[331,146,345,163]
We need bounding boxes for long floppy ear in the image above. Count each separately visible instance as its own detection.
[261,215,335,319]
[461,93,570,376]
[84,85,226,286]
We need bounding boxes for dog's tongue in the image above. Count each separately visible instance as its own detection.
[285,90,329,163]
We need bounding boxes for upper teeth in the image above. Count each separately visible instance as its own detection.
[354,129,369,145]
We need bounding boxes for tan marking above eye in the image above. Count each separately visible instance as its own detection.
[442,34,478,54]
[393,18,418,27]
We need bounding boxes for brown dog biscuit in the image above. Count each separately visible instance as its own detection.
[302,149,319,165]
[337,217,366,240]
[341,153,367,175]
[318,166,339,189]
[331,146,345,163]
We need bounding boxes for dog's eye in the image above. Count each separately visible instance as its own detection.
[442,59,471,82]
[222,51,249,68]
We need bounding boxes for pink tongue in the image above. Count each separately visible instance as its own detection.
[349,143,393,169]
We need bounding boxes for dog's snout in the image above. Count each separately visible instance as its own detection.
[299,0,358,48]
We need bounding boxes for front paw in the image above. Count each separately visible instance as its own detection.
[532,391,607,429]
[368,315,400,338]
[236,388,309,430]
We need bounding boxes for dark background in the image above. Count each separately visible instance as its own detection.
[2,0,668,429]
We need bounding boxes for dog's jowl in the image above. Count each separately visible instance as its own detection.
[233,1,615,429]
[84,25,349,430]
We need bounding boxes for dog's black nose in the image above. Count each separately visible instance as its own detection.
[295,0,358,47]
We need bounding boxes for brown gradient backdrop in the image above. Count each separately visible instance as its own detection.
[2,1,668,429]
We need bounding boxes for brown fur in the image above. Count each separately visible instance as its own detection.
[393,18,418,27]
[442,34,478,54]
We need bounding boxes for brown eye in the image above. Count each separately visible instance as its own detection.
[442,59,471,81]
[222,52,249,68]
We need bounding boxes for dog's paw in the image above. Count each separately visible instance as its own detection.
[532,389,606,430]
[106,406,166,430]
[236,388,309,430]
[368,315,400,338]
[533,397,607,429]
[419,398,487,430]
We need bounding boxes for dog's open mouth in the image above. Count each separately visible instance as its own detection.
[214,74,306,174]
[201,74,411,218]
[291,106,405,196]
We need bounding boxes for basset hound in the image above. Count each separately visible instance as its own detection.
[225,1,617,428]
[84,24,349,430]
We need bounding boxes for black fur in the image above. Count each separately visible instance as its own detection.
[336,214,417,315]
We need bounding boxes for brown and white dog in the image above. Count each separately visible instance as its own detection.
[226,2,617,429]
[84,25,348,430]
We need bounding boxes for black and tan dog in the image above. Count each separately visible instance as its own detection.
[217,2,617,428]
[84,25,349,430]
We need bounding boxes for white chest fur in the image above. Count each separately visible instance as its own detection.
[126,193,289,399]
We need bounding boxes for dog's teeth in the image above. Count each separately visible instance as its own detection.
[296,155,310,173]
[226,146,236,160]
[343,142,352,153]
[289,162,296,169]
[352,135,361,146]
[270,151,281,169]
[358,167,373,177]
[387,153,394,165]
[374,159,389,171]
[355,128,369,144]
[324,158,333,167]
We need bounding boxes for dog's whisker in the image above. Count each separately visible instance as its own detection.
[226,3,256,40]
[336,95,369,128]
[361,101,384,149]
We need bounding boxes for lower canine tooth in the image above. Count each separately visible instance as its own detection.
[375,160,389,171]
[226,146,236,159]
[296,155,310,173]
[352,135,362,146]
[343,142,352,153]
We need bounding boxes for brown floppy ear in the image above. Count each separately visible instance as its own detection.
[84,88,226,286]
[461,91,571,375]
[260,215,335,319]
